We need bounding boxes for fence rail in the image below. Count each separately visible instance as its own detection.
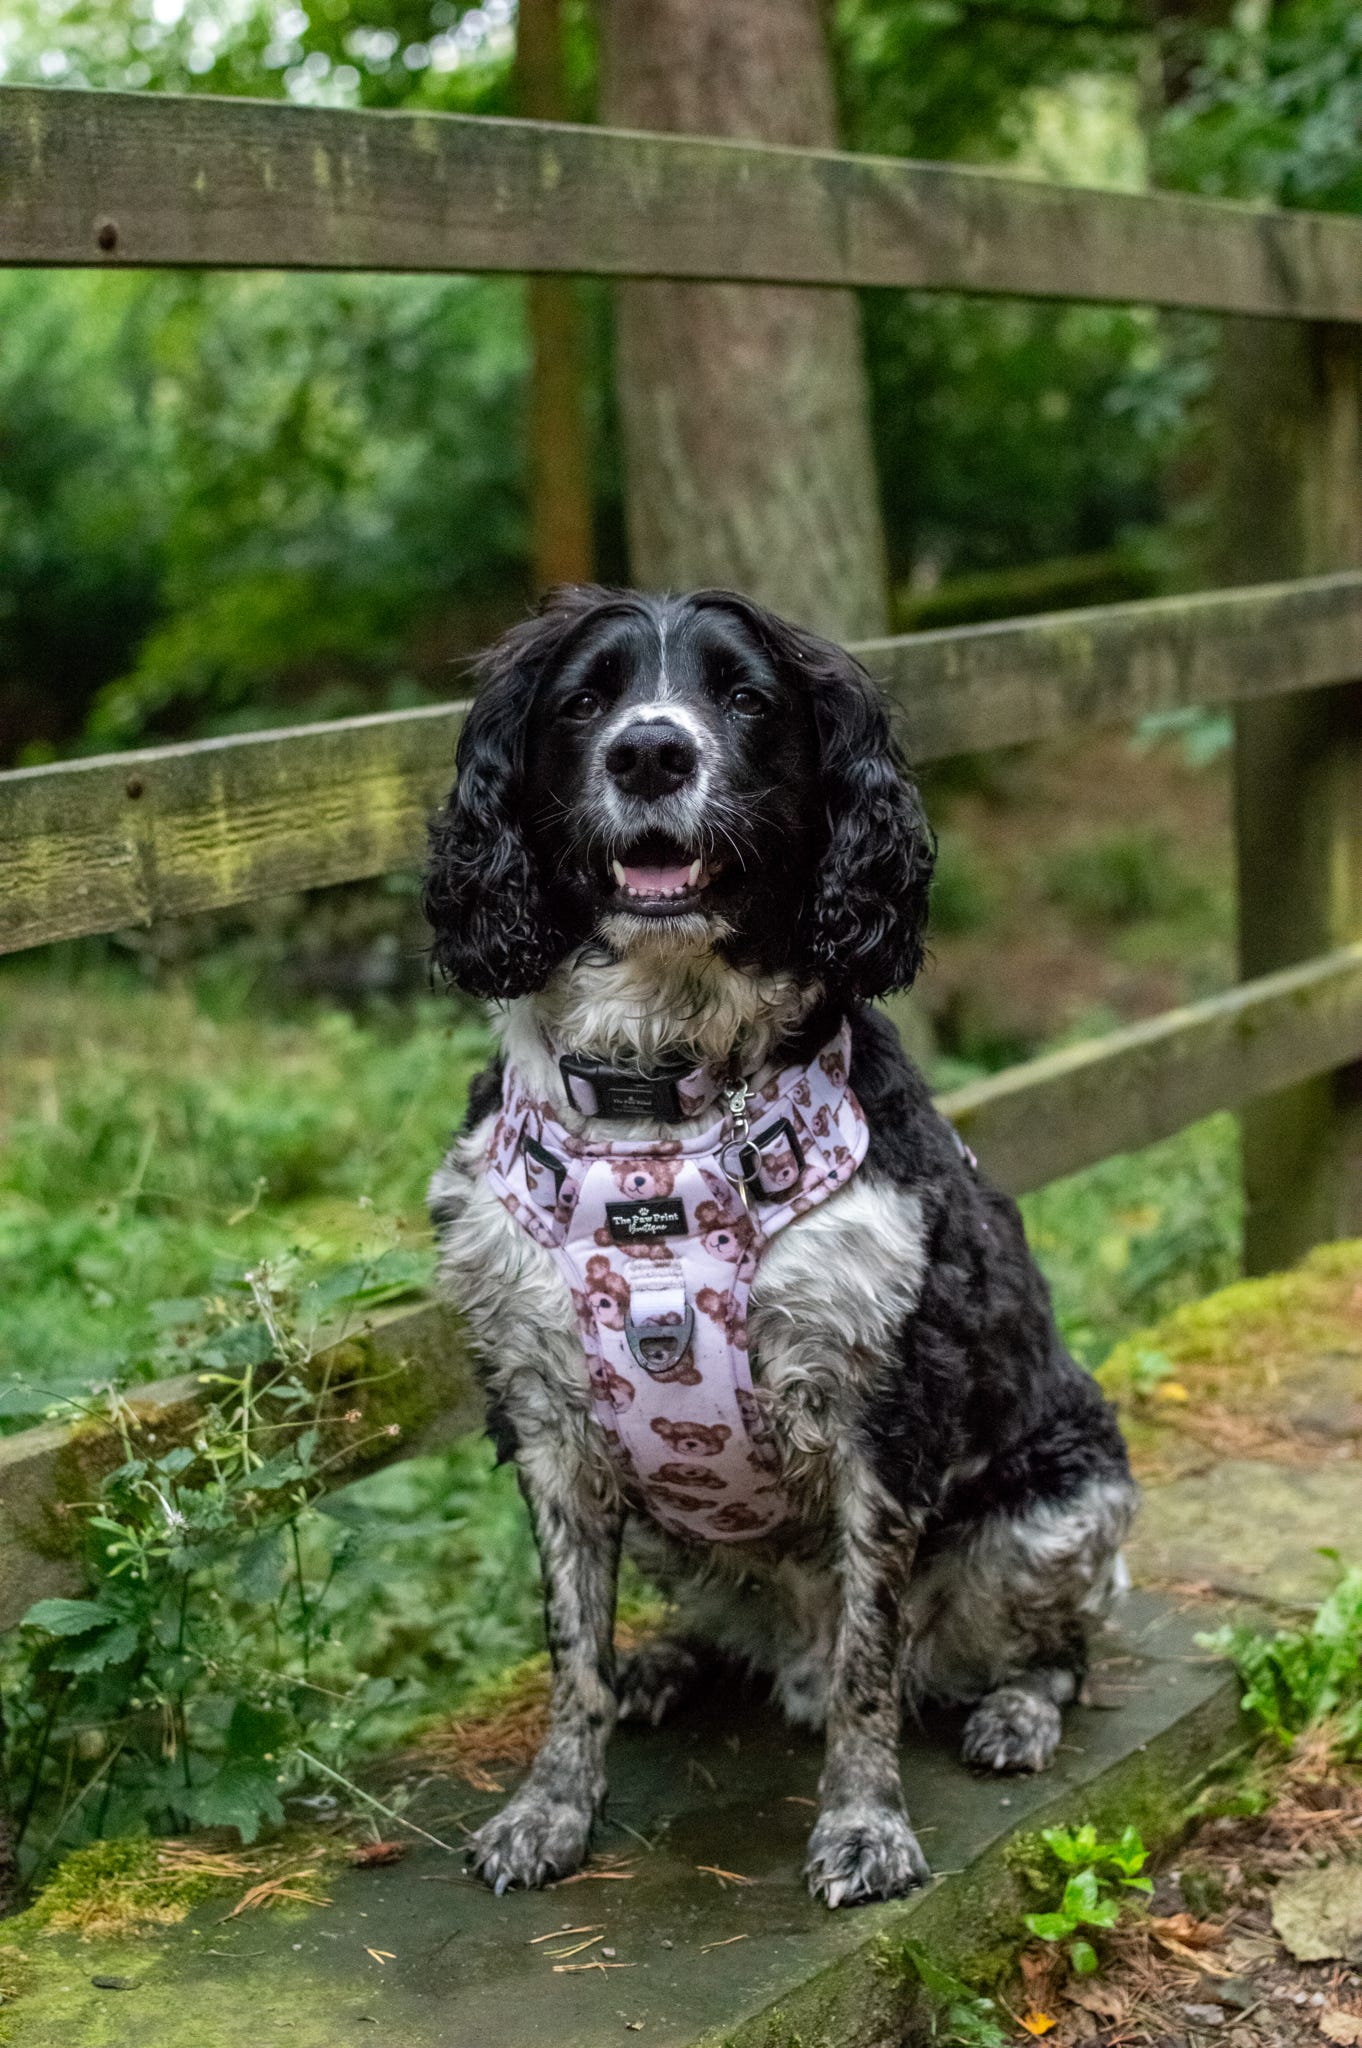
[5,85,1362,321]
[5,940,1362,1631]
[3,82,1362,1625]
[5,572,1362,957]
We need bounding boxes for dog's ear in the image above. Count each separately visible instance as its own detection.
[698,593,934,998]
[424,587,606,1000]
[805,642,935,998]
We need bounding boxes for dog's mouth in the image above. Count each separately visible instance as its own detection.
[604,835,723,918]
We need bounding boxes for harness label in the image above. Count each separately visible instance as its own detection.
[606,1197,687,1243]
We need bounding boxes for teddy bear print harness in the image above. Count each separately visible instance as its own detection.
[484,1024,869,1544]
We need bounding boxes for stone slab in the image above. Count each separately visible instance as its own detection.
[1128,1457,1362,1608]
[0,1595,1240,2048]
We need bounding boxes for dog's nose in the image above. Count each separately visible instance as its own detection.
[604,721,698,799]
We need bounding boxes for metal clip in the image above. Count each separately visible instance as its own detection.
[718,1080,757,1208]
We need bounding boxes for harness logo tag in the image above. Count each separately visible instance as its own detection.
[606,1197,687,1242]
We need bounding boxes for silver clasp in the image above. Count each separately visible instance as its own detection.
[718,1080,757,1208]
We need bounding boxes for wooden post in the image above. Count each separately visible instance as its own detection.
[516,0,595,588]
[1219,318,1362,1271]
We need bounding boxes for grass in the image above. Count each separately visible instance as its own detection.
[0,948,490,1418]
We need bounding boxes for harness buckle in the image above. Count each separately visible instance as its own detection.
[623,1303,696,1375]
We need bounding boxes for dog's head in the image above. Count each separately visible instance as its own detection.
[424,586,934,1002]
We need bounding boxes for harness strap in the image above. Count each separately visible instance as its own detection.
[484,1023,868,1544]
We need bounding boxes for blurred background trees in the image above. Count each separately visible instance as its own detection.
[6,0,1355,762]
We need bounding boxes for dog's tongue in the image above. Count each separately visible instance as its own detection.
[621,863,692,895]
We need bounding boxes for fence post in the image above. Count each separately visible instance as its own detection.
[1219,318,1362,1273]
[517,0,595,587]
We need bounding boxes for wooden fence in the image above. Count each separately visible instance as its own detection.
[3,85,1361,1630]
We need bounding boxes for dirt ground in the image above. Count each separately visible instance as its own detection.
[1014,1737,1362,2048]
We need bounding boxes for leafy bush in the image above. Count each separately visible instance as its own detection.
[1204,1565,1362,1756]
[1040,831,1209,930]
[1,1257,544,1880]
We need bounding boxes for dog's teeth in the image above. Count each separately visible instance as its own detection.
[611,860,627,887]
[687,859,702,887]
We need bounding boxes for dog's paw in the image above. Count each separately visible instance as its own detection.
[961,1687,1062,1773]
[805,1802,930,1909]
[616,1638,704,1726]
[467,1787,595,1894]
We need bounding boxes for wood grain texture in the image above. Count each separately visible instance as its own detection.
[1219,324,1362,1272]
[0,1300,478,1634]
[940,943,1362,1196]
[5,84,1362,319]
[5,574,1362,956]
[7,946,1362,1626]
[0,700,467,953]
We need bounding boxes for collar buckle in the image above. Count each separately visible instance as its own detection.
[559,1055,690,1122]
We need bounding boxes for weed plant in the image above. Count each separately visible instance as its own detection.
[1206,1563,1362,1757]
[1019,1823,1152,1976]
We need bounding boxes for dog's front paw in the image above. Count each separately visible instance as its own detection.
[805,1802,930,1908]
[467,1787,595,1894]
[961,1687,1061,1773]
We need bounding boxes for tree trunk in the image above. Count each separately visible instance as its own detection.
[517,0,595,588]
[599,0,889,639]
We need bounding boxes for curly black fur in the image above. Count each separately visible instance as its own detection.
[423,585,935,1002]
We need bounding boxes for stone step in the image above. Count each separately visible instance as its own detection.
[0,1594,1239,2048]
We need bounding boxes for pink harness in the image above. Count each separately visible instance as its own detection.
[484,1026,868,1544]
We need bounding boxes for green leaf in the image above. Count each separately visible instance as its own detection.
[50,1622,141,1673]
[21,1597,119,1637]
[1069,1939,1099,1976]
[1024,1911,1074,1941]
[224,1698,293,1762]
[237,1526,287,1603]
[1063,1869,1102,1918]
[183,1759,285,1844]
[215,1321,278,1367]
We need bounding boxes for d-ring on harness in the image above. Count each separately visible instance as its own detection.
[483,1025,869,1543]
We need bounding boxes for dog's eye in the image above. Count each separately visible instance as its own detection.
[561,690,602,721]
[729,686,767,714]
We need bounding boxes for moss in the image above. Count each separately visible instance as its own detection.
[14,1838,221,1941]
[1097,1236,1362,1478]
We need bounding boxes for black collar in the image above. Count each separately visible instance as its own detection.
[558,1052,727,1123]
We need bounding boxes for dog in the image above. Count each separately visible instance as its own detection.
[423,585,1136,1908]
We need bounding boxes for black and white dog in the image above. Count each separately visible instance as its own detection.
[424,585,1135,1909]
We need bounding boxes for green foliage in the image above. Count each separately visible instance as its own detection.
[1203,1564,1362,1756]
[0,955,489,1405]
[1157,0,1362,212]
[930,831,995,937]
[0,0,1209,758]
[1040,830,1210,930]
[899,1939,1011,2048]
[1021,1114,1241,1367]
[1020,1824,1152,1975]
[0,1257,545,1877]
